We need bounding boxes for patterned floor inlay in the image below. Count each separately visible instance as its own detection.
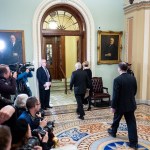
[47,104,150,149]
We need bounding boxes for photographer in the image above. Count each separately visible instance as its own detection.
[17,68,33,96]
[12,119,48,150]
[0,64,17,101]
[0,65,17,119]
[18,97,47,130]
[18,96,55,149]
[0,64,19,144]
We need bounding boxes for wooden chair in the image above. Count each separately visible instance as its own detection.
[91,77,110,107]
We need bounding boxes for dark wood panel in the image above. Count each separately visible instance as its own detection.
[42,29,83,36]
[42,36,61,79]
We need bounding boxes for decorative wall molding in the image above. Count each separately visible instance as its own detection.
[136,99,150,105]
[124,1,150,14]
[124,0,150,7]
[32,0,95,96]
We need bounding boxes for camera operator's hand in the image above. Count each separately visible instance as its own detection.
[42,131,49,143]
[38,130,48,143]
[36,112,42,118]
[12,71,17,79]
[0,105,15,124]
[26,68,30,73]
[39,118,47,128]
[33,145,42,150]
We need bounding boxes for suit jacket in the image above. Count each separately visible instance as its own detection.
[83,68,92,90]
[36,66,51,90]
[111,73,137,113]
[70,69,90,94]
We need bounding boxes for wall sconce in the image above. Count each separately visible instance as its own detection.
[129,0,134,4]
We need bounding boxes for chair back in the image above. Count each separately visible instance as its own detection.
[92,77,103,93]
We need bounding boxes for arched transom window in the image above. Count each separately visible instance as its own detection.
[43,10,79,30]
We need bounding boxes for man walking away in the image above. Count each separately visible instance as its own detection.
[108,62,138,149]
[70,62,90,120]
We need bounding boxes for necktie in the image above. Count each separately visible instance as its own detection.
[45,68,50,82]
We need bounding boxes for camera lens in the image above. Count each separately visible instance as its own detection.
[26,136,40,148]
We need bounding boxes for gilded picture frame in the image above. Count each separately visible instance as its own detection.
[0,30,25,65]
[97,30,123,64]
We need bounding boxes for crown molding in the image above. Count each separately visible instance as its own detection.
[124,1,150,14]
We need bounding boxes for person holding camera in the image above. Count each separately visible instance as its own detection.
[18,96,55,149]
[12,119,48,150]
[17,68,33,96]
[0,64,17,101]
[18,96,47,130]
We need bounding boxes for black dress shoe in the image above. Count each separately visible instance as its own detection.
[87,107,91,111]
[76,111,80,115]
[78,116,84,120]
[107,128,116,138]
[128,143,138,149]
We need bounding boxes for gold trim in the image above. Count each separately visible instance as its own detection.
[97,30,123,64]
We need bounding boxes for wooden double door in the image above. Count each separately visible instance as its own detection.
[42,35,85,80]
[42,36,62,79]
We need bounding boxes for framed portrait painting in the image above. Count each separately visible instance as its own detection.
[0,30,25,65]
[97,30,123,64]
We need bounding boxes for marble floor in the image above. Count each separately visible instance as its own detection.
[51,91,76,106]
[46,93,150,149]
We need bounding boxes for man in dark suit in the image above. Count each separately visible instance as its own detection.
[70,62,90,120]
[36,59,52,110]
[108,62,138,149]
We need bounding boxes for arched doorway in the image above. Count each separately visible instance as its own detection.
[33,0,95,97]
[40,4,86,80]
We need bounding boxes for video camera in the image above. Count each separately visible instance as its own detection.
[9,62,34,74]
